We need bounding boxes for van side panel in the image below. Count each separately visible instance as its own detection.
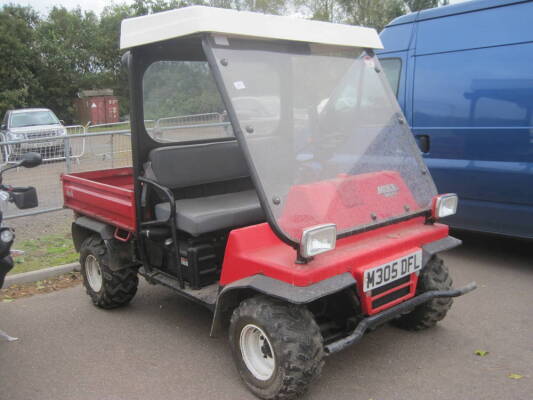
[410,1,533,238]
[378,24,413,52]
[412,43,533,206]
[415,1,533,54]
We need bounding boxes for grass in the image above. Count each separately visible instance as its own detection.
[9,233,78,275]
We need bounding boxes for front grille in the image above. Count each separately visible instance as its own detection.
[27,130,57,139]
[372,286,410,309]
[371,275,410,296]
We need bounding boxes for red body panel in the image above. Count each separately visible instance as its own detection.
[279,171,421,240]
[220,217,448,315]
[61,167,136,231]
[61,167,447,315]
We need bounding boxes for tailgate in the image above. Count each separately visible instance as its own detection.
[61,167,136,231]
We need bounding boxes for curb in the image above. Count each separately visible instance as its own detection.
[4,262,81,287]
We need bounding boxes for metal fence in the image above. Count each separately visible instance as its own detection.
[150,112,232,142]
[2,123,133,220]
[1,113,231,220]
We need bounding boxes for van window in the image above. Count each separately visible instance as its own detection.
[380,58,401,96]
[143,60,233,142]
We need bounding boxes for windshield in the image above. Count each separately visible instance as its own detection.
[210,37,436,243]
[10,110,59,128]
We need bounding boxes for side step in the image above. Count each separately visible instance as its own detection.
[138,266,218,311]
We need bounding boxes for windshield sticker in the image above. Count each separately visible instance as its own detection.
[213,35,229,46]
[377,184,399,197]
[233,81,246,90]
[363,55,375,69]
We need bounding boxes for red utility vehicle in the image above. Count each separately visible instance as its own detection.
[62,7,475,399]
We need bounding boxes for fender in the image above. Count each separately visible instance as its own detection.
[72,217,137,271]
[209,236,460,337]
[209,272,357,337]
[421,236,461,266]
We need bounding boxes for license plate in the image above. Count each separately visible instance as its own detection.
[363,250,422,292]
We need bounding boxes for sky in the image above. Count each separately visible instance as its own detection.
[0,0,471,16]
[0,0,131,15]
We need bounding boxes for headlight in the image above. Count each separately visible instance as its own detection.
[59,127,67,136]
[432,194,458,219]
[0,229,14,243]
[8,131,26,140]
[300,223,336,258]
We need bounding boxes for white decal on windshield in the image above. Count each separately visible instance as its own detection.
[233,81,246,90]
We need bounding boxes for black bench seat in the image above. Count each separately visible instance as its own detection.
[155,189,264,236]
[146,141,265,236]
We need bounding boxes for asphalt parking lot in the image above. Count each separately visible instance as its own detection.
[1,232,531,400]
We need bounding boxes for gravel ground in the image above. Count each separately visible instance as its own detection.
[8,209,73,242]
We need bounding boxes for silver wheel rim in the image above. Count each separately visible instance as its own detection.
[85,254,103,292]
[239,324,276,381]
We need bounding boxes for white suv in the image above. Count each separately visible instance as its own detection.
[0,108,67,162]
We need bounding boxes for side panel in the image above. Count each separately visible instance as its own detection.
[378,23,413,53]
[62,168,136,231]
[412,43,533,237]
[381,2,533,238]
[415,1,533,55]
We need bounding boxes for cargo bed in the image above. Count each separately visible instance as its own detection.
[61,167,136,231]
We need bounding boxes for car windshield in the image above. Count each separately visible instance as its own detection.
[210,37,437,243]
[10,111,59,128]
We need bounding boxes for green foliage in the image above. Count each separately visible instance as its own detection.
[337,0,406,31]
[405,0,449,12]
[36,7,103,121]
[0,0,448,123]
[143,61,225,119]
[0,6,41,115]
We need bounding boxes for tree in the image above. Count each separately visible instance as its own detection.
[296,0,450,29]
[294,0,340,22]
[405,0,449,12]
[35,7,104,121]
[0,6,41,118]
[337,0,406,30]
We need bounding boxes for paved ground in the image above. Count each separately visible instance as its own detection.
[0,232,531,400]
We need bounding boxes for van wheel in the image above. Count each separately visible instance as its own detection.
[80,235,138,309]
[392,256,453,330]
[229,295,324,400]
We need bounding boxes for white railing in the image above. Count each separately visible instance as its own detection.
[1,112,232,219]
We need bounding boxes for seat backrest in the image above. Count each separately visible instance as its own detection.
[148,141,250,190]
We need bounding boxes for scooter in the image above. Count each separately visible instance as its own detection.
[0,151,42,341]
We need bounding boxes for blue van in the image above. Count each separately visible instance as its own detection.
[378,0,533,239]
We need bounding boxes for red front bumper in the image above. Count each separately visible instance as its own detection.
[221,216,450,315]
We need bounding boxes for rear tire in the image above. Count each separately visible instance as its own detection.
[80,235,138,309]
[392,256,453,330]
[229,295,324,400]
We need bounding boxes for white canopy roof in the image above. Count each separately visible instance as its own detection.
[120,6,383,50]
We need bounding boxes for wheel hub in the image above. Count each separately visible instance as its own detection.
[239,324,275,381]
[85,254,103,292]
